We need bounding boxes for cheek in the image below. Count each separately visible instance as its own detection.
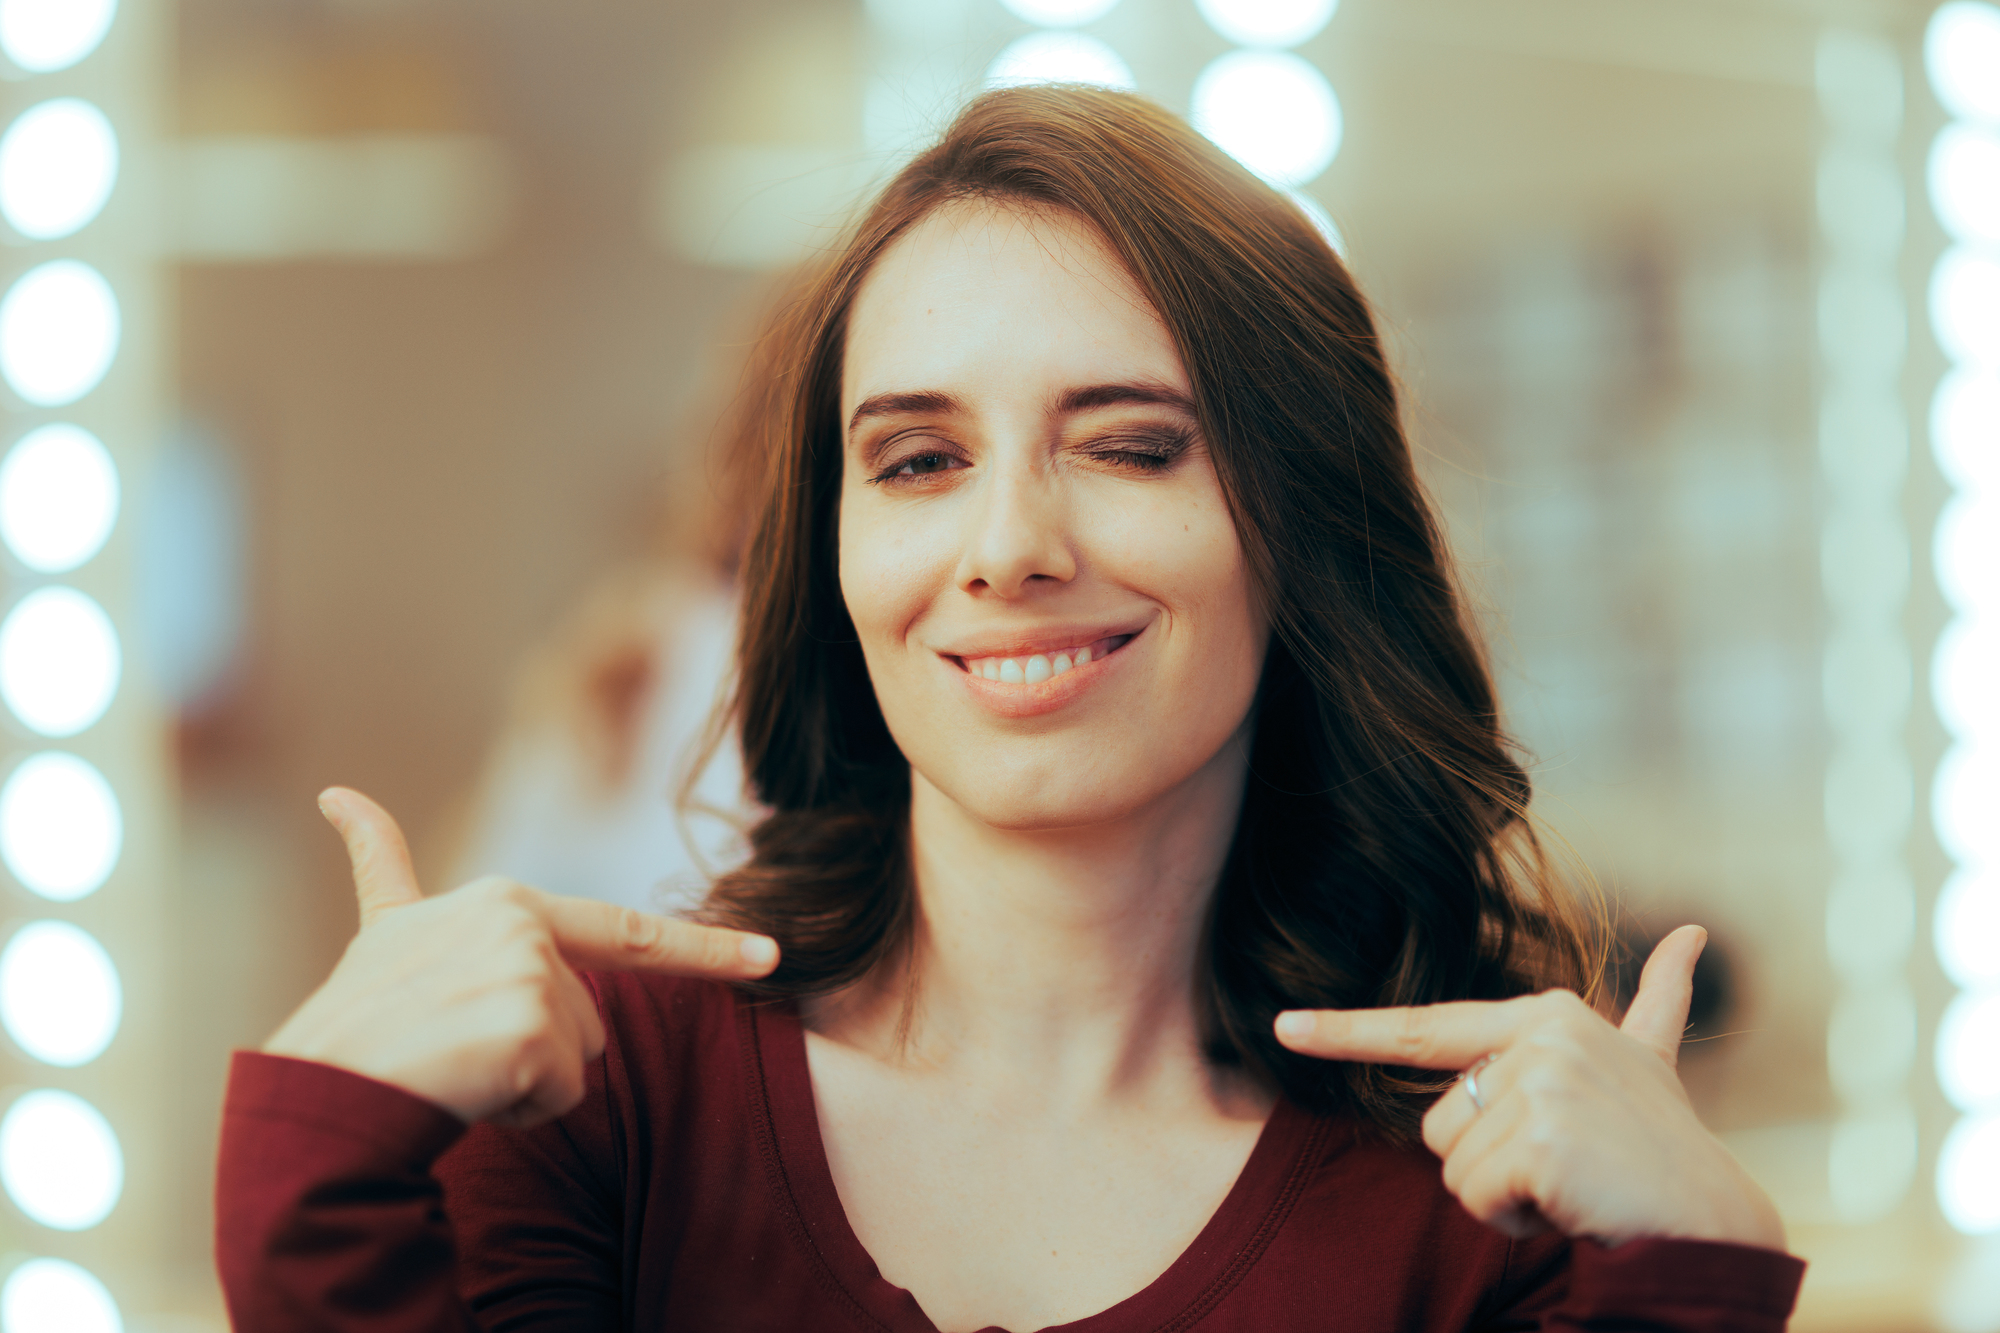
[1090,482,1259,646]
[837,485,953,648]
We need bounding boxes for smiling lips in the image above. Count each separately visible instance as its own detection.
[958,634,1133,685]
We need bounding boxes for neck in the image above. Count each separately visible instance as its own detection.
[813,725,1256,1112]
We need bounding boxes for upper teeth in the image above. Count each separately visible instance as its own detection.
[966,645,1092,683]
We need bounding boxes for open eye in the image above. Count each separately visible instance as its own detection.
[873,449,970,483]
[899,452,965,476]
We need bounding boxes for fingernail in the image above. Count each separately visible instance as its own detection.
[1275,1011,1313,1041]
[739,935,778,969]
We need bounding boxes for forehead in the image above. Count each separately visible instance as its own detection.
[841,201,1186,415]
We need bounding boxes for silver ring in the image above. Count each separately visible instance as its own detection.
[1462,1052,1499,1113]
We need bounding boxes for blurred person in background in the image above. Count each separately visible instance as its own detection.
[435,282,793,912]
[216,88,1802,1332]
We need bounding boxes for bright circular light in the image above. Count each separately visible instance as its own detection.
[0,1090,121,1230]
[1195,0,1337,47]
[1941,1112,2000,1233]
[1937,739,2000,870]
[0,261,119,408]
[1937,616,2000,740]
[0,426,117,574]
[1936,493,2000,617]
[0,1259,120,1333]
[0,0,116,74]
[1939,869,2000,988]
[0,753,120,901]
[1932,124,2000,247]
[1286,189,1345,255]
[1941,990,2000,1111]
[1929,1,2000,126]
[1191,50,1341,188]
[0,100,116,241]
[1934,247,2000,368]
[0,922,118,1067]
[998,0,1118,25]
[984,32,1135,90]
[1935,369,2000,496]
[0,588,119,737]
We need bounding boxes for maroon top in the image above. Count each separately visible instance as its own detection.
[215,973,1804,1332]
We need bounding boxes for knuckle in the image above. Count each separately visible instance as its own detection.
[460,875,514,907]
[1392,1008,1435,1064]
[609,907,660,958]
[1536,984,1584,1024]
[502,990,556,1043]
[1533,989,1583,1022]
[501,933,554,983]
[495,879,538,908]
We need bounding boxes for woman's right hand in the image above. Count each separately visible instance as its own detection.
[263,787,780,1127]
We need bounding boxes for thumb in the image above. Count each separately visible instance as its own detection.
[1619,924,1707,1068]
[318,787,422,928]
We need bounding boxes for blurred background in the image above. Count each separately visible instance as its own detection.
[0,0,1994,1327]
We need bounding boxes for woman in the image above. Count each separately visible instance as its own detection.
[218,87,1801,1332]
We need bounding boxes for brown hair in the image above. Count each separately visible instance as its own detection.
[699,85,1599,1134]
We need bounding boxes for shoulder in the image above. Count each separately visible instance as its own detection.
[442,974,761,1195]
[582,971,755,1093]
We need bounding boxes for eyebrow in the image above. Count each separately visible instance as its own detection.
[1054,381,1197,416]
[847,390,961,435]
[846,380,1197,437]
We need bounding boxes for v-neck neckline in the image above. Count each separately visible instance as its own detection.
[739,993,1335,1333]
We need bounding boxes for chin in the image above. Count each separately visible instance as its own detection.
[911,737,1214,835]
[944,783,1139,833]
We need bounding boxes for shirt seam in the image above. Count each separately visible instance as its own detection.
[1152,1109,1340,1333]
[739,996,899,1333]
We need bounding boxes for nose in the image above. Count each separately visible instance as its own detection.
[954,456,1077,598]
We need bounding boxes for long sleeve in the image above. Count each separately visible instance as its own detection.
[1479,1233,1806,1333]
[215,1051,625,1333]
[1550,1238,1804,1333]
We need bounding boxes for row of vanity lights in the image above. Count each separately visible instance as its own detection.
[1926,0,2000,1237]
[985,0,1345,250]
[0,0,133,1329]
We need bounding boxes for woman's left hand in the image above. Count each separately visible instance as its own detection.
[1273,925,1784,1251]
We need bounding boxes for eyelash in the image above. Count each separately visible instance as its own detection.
[868,448,968,484]
[867,430,1194,486]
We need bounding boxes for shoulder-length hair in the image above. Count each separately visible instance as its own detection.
[698,84,1599,1134]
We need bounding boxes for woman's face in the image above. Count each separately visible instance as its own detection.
[838,202,1266,831]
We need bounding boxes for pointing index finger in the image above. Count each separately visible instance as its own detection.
[1274,996,1538,1070]
[530,891,779,979]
